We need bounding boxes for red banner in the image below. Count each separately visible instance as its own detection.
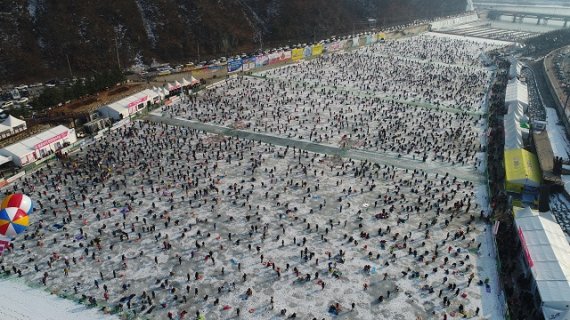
[127,96,148,108]
[518,227,533,268]
[35,131,68,150]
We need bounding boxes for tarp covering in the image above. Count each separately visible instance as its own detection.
[504,149,541,193]
[514,207,570,319]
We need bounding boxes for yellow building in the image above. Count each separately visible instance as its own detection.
[504,148,542,194]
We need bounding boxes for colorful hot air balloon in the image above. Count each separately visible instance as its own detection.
[1,193,33,215]
[0,207,29,238]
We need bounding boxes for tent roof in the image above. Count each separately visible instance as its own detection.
[514,207,570,310]
[0,154,11,166]
[505,79,529,107]
[504,119,523,150]
[0,125,72,160]
[0,124,12,134]
[504,149,542,186]
[103,90,154,114]
[2,115,26,129]
[507,102,525,118]
[1,142,32,158]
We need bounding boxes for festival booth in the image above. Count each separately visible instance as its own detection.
[167,81,183,96]
[152,87,165,100]
[181,77,199,87]
[513,207,570,320]
[0,125,77,167]
[99,89,158,120]
[504,149,541,204]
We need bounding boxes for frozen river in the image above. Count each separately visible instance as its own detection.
[0,31,505,320]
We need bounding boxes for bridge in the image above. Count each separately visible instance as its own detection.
[487,9,570,26]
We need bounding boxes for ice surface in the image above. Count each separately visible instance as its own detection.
[0,31,506,320]
[0,278,118,320]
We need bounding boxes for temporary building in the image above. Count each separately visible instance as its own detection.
[504,148,541,194]
[504,104,530,151]
[505,79,529,110]
[0,154,11,166]
[167,82,181,92]
[99,89,159,120]
[514,207,570,320]
[0,125,77,166]
[504,114,524,150]
[508,102,525,119]
[0,115,27,139]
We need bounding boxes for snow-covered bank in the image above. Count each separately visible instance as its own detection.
[0,278,117,320]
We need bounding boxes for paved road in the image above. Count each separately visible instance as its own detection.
[146,113,484,182]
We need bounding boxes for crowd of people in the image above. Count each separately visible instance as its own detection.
[3,122,491,319]
[0,31,504,320]
[172,34,501,169]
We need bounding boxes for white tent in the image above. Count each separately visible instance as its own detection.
[3,115,26,130]
[504,113,523,150]
[99,89,156,120]
[0,125,76,166]
[514,207,570,319]
[0,124,11,135]
[0,115,27,138]
[505,79,529,110]
[182,77,199,86]
[153,87,165,99]
[508,102,525,119]
[0,154,11,166]
[167,82,181,91]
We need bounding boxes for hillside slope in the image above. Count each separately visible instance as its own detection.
[0,0,466,84]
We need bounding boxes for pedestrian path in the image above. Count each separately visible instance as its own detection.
[147,113,484,182]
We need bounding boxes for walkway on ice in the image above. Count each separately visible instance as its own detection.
[146,113,484,183]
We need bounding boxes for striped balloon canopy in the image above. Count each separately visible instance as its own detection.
[0,207,29,238]
[1,194,33,215]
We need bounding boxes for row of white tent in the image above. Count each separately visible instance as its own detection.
[514,207,570,320]
[99,77,199,120]
[504,78,530,150]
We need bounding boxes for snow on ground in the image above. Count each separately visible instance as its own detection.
[545,107,570,161]
[0,278,117,320]
[1,123,501,320]
[0,31,506,320]
[426,32,515,46]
